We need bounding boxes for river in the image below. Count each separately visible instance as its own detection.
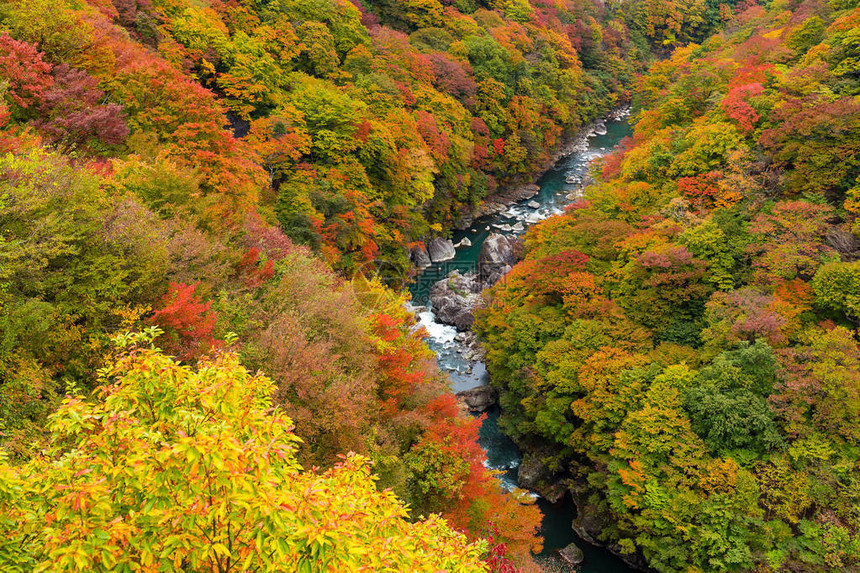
[408,114,636,572]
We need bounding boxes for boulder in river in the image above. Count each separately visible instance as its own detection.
[479,233,517,266]
[427,237,456,262]
[512,183,540,200]
[478,233,517,286]
[454,331,475,344]
[429,271,482,330]
[559,542,585,566]
[410,245,431,268]
[527,200,541,209]
[475,201,508,218]
[455,237,472,248]
[456,385,498,412]
[517,447,562,493]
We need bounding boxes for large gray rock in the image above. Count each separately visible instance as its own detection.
[517,449,558,491]
[579,506,612,542]
[427,237,456,262]
[559,542,585,566]
[569,486,652,571]
[474,200,508,218]
[411,245,431,268]
[510,183,540,201]
[479,233,517,267]
[472,184,539,219]
[429,271,482,331]
[456,385,498,413]
[478,233,517,286]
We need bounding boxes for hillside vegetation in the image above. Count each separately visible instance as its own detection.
[477,0,860,571]
[0,0,831,570]
[0,334,490,571]
[0,0,682,568]
[0,0,743,274]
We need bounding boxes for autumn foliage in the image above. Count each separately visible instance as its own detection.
[0,338,488,571]
[0,32,53,113]
[6,0,852,571]
[477,1,860,571]
[149,282,218,361]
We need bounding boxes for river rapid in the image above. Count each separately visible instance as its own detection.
[409,113,636,572]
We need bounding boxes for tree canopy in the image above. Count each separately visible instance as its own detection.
[477,1,860,570]
[0,332,488,572]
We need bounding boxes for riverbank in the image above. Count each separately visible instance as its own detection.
[409,112,637,572]
[451,109,632,230]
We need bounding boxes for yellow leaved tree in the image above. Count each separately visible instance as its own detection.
[0,330,487,572]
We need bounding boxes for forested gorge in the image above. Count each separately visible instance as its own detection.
[477,0,860,571]
[0,0,656,569]
[0,0,857,571]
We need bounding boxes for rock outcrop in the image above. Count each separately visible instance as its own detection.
[455,331,486,361]
[517,451,553,489]
[429,271,482,330]
[517,447,567,502]
[427,237,456,262]
[559,542,585,566]
[478,233,517,267]
[472,183,540,219]
[410,245,431,268]
[456,385,498,412]
[428,235,520,330]
[478,233,517,286]
[568,479,612,545]
[454,209,474,230]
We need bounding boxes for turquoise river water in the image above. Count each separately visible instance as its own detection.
[409,115,636,572]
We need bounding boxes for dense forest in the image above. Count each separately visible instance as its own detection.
[477,0,860,571]
[1,0,857,570]
[0,0,654,569]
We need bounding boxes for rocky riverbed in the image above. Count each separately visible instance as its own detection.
[409,110,638,572]
[427,232,517,332]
